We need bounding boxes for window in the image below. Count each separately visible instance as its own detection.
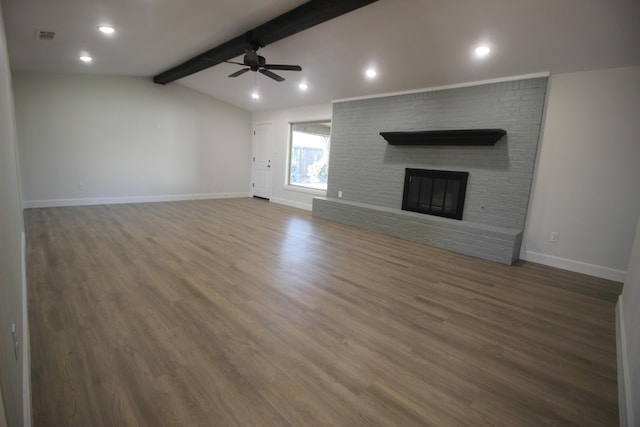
[288,121,331,191]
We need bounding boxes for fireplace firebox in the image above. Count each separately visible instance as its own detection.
[402,169,469,220]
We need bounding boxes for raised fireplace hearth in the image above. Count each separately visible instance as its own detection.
[402,169,469,220]
[312,197,523,265]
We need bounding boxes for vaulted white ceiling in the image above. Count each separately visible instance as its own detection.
[3,0,639,112]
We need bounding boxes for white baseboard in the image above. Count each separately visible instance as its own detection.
[522,250,626,282]
[269,197,312,211]
[616,297,634,427]
[21,232,32,427]
[23,192,251,209]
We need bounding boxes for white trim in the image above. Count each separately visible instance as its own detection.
[21,232,32,427]
[22,192,251,209]
[282,185,327,196]
[269,197,312,211]
[616,298,634,427]
[522,250,626,282]
[332,72,551,104]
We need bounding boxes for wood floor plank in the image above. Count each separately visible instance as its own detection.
[24,198,622,426]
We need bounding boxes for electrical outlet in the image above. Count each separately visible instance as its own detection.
[550,231,559,243]
[78,182,85,192]
[338,190,343,198]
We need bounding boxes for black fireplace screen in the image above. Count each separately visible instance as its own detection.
[402,169,469,220]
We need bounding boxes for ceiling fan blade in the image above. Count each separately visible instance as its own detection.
[259,69,285,82]
[263,64,302,71]
[225,60,246,66]
[229,68,250,78]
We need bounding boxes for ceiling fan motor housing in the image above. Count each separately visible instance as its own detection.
[245,52,266,71]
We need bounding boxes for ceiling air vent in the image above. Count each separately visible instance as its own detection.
[35,30,56,41]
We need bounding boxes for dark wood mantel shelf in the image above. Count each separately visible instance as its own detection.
[380,129,506,146]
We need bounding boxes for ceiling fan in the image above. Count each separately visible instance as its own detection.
[154,0,378,85]
[215,49,302,82]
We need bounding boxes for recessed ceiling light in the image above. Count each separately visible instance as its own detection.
[251,92,260,101]
[99,26,115,35]
[365,68,377,79]
[79,55,93,63]
[475,46,491,57]
[298,83,308,91]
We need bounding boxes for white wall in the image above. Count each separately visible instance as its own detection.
[523,66,640,281]
[252,103,332,210]
[618,217,640,427]
[13,72,252,207]
[0,4,29,426]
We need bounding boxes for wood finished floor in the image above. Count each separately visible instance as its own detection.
[25,198,622,427]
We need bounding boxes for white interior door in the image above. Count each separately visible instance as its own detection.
[252,123,272,199]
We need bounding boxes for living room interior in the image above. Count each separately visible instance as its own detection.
[1,0,639,426]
